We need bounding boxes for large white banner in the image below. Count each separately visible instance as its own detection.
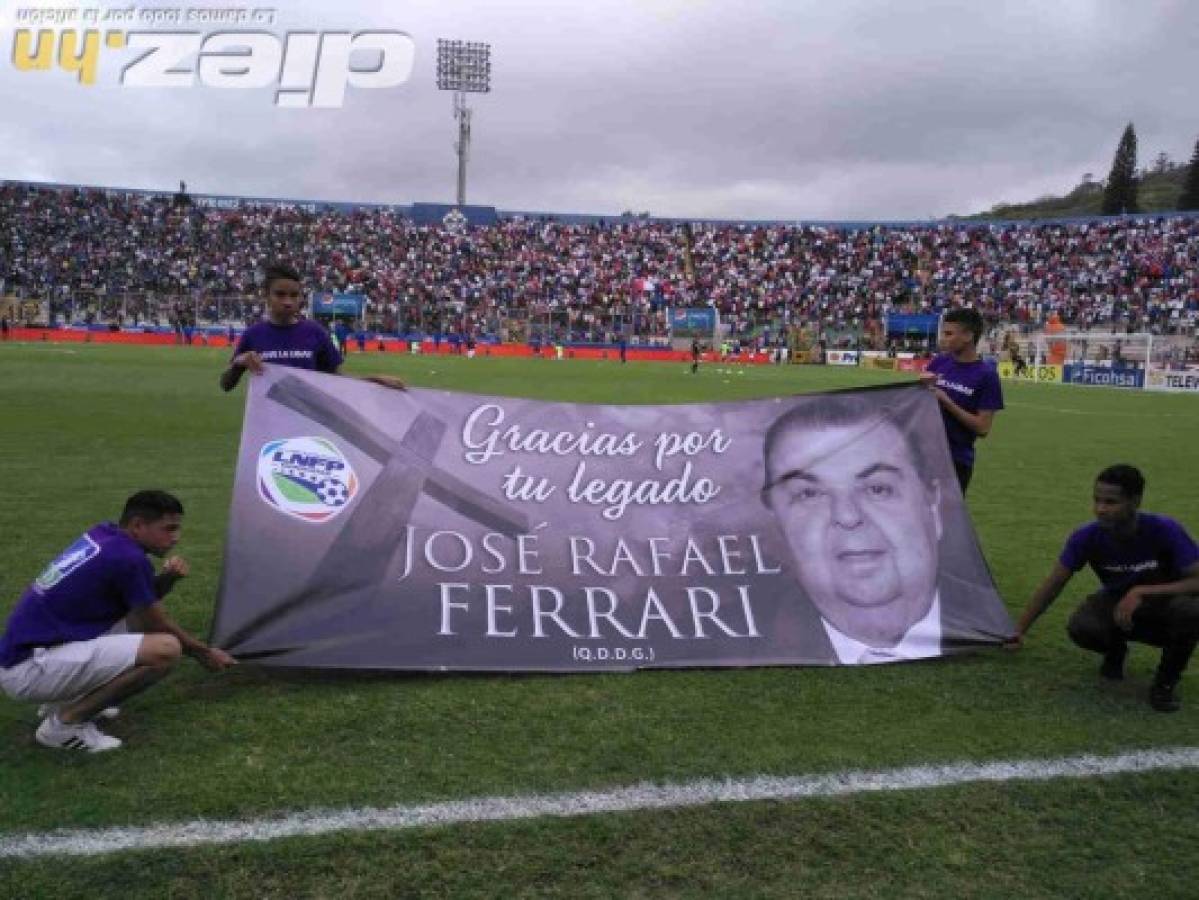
[212,369,1013,670]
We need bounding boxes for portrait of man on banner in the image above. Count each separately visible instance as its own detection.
[760,392,1011,664]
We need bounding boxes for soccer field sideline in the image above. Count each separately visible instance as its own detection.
[3,745,1197,860]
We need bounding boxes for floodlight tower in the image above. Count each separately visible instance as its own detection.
[436,39,491,206]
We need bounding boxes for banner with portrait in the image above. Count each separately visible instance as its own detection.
[212,369,1012,670]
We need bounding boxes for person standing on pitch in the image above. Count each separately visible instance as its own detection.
[220,262,404,392]
[919,307,1003,495]
[0,491,236,752]
[1010,465,1199,712]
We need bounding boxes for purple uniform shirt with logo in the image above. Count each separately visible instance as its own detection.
[234,319,343,373]
[926,354,1004,467]
[1059,513,1199,598]
[0,523,158,668]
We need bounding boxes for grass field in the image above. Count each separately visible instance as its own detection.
[2,342,1198,898]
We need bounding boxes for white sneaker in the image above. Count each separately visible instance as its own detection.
[37,703,120,721]
[35,713,122,753]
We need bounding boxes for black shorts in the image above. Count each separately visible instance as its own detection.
[953,461,973,495]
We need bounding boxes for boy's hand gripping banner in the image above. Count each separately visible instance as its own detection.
[212,369,1013,669]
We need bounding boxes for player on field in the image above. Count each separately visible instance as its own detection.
[0,491,236,752]
[1010,465,1199,712]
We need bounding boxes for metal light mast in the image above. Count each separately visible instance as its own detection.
[436,39,491,206]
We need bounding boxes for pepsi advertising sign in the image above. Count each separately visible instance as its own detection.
[669,307,717,336]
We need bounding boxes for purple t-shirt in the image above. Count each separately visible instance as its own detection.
[926,354,1004,467]
[0,523,158,668]
[1059,513,1199,598]
[234,319,342,373]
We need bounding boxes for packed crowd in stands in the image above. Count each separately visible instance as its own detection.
[1,182,1197,346]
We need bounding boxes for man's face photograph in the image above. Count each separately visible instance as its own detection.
[764,416,942,647]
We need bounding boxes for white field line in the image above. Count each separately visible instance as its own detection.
[3,746,1198,859]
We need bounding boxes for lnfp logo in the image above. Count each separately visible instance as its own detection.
[34,534,101,591]
[258,437,359,523]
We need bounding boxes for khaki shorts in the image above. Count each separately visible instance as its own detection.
[0,633,143,703]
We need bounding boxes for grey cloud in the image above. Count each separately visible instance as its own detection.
[1,0,1195,219]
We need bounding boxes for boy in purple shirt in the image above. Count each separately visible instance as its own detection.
[0,491,236,751]
[220,262,404,392]
[1012,465,1199,712]
[919,307,1004,495]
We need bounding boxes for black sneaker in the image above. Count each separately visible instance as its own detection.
[1149,680,1181,713]
[1099,647,1126,681]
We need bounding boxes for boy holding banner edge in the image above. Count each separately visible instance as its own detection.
[221,262,405,392]
[1011,465,1199,712]
[919,307,1003,496]
[0,491,236,752]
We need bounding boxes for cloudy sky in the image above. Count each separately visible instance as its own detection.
[0,0,1195,220]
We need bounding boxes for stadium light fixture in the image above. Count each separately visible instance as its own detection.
[436,39,492,206]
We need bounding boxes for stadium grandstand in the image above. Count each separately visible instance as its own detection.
[1,179,1197,363]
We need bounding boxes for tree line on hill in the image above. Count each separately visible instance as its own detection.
[973,125,1199,220]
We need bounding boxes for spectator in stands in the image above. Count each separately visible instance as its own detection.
[2,182,1198,343]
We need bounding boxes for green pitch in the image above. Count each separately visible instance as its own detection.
[1,343,1197,897]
